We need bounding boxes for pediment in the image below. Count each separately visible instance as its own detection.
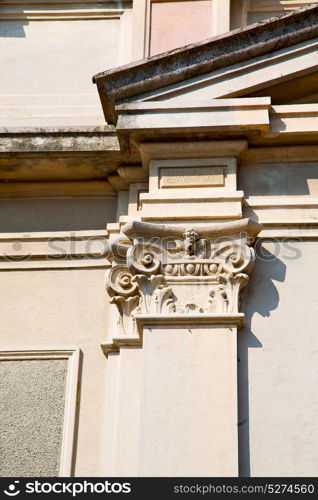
[136,37,318,106]
[93,3,318,124]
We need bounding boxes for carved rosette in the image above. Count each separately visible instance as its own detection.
[106,219,261,336]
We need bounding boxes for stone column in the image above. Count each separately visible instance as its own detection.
[102,142,261,476]
[104,218,260,476]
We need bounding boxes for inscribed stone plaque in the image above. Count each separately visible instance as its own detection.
[159,166,225,188]
[0,359,67,477]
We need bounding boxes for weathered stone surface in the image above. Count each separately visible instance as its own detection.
[0,126,119,153]
[0,127,141,182]
[159,165,225,188]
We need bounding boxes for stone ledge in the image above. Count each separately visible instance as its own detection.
[0,126,119,153]
[136,313,245,331]
[101,336,141,356]
[0,229,112,270]
[101,313,244,356]
[122,218,262,239]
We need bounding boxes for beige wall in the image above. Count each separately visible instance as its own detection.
[2,0,318,479]
[239,162,318,197]
[0,268,110,476]
[0,1,133,126]
[247,1,318,25]
[0,195,117,475]
[0,197,117,232]
[240,240,318,476]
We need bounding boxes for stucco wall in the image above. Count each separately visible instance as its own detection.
[0,268,110,476]
[0,1,133,126]
[0,359,67,476]
[0,197,117,232]
[240,240,318,476]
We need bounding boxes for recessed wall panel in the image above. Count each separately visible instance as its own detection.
[0,358,68,476]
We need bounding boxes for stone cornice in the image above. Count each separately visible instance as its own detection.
[116,98,271,140]
[93,4,318,124]
[0,126,119,153]
[135,313,245,332]
[0,126,139,186]
[0,1,130,21]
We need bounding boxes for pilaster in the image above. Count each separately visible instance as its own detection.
[102,141,262,476]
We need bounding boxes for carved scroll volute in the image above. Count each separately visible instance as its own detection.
[125,242,176,315]
[212,239,255,275]
[106,265,140,336]
[126,242,166,276]
[201,239,253,314]
[106,265,139,298]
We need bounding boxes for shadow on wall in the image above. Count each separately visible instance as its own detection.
[0,20,28,38]
[238,163,318,197]
[0,12,29,38]
[0,197,118,232]
[238,243,287,477]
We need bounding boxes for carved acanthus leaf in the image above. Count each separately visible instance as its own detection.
[106,220,260,327]
[208,273,249,314]
[132,274,176,314]
[110,295,140,336]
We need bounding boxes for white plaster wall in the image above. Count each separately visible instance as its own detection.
[240,240,318,476]
[0,21,118,94]
[0,2,133,125]
[239,162,318,197]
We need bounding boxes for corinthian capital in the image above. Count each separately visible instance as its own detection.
[105,219,261,342]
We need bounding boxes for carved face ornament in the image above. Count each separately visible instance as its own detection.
[183,229,199,256]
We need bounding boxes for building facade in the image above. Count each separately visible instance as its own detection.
[1,0,318,477]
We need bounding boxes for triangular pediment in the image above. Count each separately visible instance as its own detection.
[93,3,318,124]
[134,37,318,106]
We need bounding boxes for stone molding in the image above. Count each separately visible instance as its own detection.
[249,1,316,13]
[104,218,261,354]
[0,2,127,21]
[123,218,261,239]
[101,313,245,355]
[0,230,111,270]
